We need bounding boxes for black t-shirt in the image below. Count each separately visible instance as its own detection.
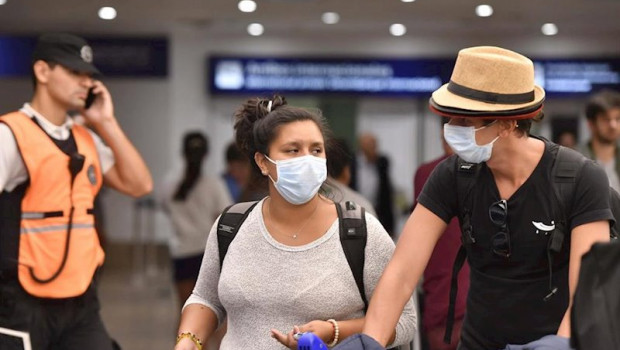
[418,138,613,349]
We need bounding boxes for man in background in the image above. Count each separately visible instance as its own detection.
[578,90,620,192]
[221,142,251,203]
[326,138,377,216]
[351,133,395,234]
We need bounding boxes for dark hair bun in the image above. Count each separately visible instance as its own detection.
[233,94,287,158]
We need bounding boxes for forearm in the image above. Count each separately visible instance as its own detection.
[363,264,416,345]
[176,303,219,349]
[334,318,372,345]
[364,205,444,346]
[95,118,152,196]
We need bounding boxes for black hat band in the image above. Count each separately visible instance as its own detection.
[447,80,535,104]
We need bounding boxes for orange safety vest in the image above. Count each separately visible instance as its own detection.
[0,111,105,298]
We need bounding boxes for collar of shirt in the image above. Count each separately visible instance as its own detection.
[19,103,74,141]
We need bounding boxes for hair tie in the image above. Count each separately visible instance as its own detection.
[267,100,273,113]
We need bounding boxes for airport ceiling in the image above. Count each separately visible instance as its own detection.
[1,0,619,43]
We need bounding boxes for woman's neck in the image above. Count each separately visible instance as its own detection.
[266,194,322,226]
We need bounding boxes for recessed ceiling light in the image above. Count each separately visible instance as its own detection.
[475,4,493,17]
[238,0,257,13]
[390,23,407,37]
[0,0,7,5]
[321,12,340,25]
[98,7,117,20]
[247,23,264,36]
[541,23,558,36]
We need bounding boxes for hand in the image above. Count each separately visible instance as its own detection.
[297,320,335,344]
[270,325,300,350]
[81,80,115,126]
[271,320,335,348]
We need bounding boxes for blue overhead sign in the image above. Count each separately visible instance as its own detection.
[534,59,620,94]
[0,36,168,77]
[209,57,455,97]
[208,56,620,97]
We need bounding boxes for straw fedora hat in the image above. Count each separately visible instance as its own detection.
[431,46,545,116]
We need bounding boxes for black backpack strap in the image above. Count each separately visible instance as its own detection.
[444,158,480,344]
[543,144,586,301]
[609,188,620,240]
[455,158,480,245]
[217,201,259,271]
[336,201,368,312]
[444,245,468,344]
[550,145,586,253]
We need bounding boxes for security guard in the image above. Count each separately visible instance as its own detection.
[0,33,152,350]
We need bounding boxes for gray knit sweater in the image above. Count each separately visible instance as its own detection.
[184,199,417,349]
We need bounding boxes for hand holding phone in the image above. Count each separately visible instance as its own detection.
[84,87,97,109]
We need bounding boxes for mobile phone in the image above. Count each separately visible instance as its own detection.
[84,87,97,109]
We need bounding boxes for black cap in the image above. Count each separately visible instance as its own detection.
[32,33,100,75]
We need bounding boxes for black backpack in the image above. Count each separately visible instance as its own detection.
[216,200,369,311]
[570,240,620,349]
[444,144,620,344]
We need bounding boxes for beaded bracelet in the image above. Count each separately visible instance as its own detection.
[176,332,203,350]
[326,319,340,347]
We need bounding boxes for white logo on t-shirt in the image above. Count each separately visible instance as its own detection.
[532,221,555,235]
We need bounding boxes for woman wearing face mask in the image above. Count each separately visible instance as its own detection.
[174,95,416,350]
[358,47,612,350]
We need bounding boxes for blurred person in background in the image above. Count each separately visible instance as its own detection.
[578,89,620,192]
[161,131,232,308]
[0,32,152,350]
[556,130,577,150]
[325,138,377,217]
[413,119,469,350]
[221,141,252,203]
[351,132,395,235]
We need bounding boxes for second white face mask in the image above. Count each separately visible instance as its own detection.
[443,122,499,163]
[265,154,327,205]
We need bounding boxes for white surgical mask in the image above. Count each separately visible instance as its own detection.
[265,154,327,205]
[443,122,499,163]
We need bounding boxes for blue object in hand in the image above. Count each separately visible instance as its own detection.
[297,332,328,350]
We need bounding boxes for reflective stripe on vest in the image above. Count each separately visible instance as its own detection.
[21,223,95,234]
[0,112,104,298]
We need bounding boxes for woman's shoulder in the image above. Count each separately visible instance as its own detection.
[363,212,395,247]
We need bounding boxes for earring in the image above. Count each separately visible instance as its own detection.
[261,170,268,175]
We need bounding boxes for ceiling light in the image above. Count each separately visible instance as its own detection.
[390,23,407,37]
[0,0,7,5]
[247,23,264,36]
[475,4,493,17]
[98,7,117,20]
[541,23,558,36]
[321,12,340,25]
[401,0,415,2]
[238,0,257,13]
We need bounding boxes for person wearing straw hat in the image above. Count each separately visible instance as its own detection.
[358,47,613,350]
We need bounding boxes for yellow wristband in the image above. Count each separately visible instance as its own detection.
[176,332,203,350]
